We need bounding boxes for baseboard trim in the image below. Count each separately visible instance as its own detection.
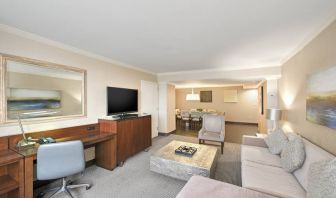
[225,121,258,125]
[158,130,176,136]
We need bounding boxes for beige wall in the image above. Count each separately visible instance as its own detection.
[0,30,156,136]
[158,83,176,133]
[167,84,176,132]
[279,20,336,155]
[176,87,258,123]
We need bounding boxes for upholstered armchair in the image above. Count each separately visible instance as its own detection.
[198,114,225,154]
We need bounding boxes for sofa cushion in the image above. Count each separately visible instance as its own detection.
[280,136,305,172]
[242,161,306,198]
[241,145,281,167]
[265,129,288,154]
[307,159,336,198]
[176,175,275,198]
[293,138,335,191]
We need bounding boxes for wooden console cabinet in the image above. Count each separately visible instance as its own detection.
[99,115,151,165]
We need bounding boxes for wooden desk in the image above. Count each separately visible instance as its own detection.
[0,149,24,197]
[8,124,117,198]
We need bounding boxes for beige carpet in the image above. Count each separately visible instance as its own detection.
[36,134,242,198]
[175,122,258,144]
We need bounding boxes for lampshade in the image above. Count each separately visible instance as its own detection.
[186,88,200,101]
[266,108,282,121]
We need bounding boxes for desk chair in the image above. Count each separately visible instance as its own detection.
[37,140,91,198]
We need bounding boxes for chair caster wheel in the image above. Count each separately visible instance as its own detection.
[86,185,91,190]
[37,192,45,198]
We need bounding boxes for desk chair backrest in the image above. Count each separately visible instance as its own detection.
[37,140,85,180]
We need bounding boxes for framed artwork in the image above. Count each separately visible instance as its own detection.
[306,66,336,129]
[0,53,86,123]
[200,91,212,103]
[223,89,238,103]
[7,88,62,119]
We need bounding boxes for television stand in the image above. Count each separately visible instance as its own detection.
[99,115,152,165]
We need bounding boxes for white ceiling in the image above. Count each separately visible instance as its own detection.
[172,79,259,89]
[0,0,336,74]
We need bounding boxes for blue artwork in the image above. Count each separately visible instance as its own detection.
[7,88,62,119]
[306,66,336,129]
[8,99,61,110]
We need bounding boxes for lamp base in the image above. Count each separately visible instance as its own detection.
[16,139,36,149]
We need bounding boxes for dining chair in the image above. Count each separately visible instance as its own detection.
[180,110,191,129]
[190,111,202,130]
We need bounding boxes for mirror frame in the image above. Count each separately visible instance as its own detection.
[0,53,87,124]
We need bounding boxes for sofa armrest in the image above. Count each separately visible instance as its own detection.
[242,135,268,148]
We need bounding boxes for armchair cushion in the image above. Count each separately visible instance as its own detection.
[203,115,223,132]
[198,114,225,142]
[199,131,223,142]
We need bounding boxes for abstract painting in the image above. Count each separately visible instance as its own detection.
[306,66,336,129]
[7,88,62,119]
[224,89,238,103]
[200,91,212,102]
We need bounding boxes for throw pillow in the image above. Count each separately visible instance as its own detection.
[307,159,336,198]
[264,129,288,154]
[280,136,305,172]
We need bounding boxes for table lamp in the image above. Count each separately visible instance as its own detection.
[266,108,282,132]
[16,111,58,149]
[16,112,36,149]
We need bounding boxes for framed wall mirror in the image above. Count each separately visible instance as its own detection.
[0,54,87,123]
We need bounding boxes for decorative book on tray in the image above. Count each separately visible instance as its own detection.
[175,145,197,157]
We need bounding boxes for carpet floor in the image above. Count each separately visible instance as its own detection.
[36,134,242,198]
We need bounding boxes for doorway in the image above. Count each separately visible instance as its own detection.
[141,80,159,138]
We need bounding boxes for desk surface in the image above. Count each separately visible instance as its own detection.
[11,133,116,158]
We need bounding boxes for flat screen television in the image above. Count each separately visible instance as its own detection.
[107,87,138,115]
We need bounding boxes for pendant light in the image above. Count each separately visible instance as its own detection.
[186,88,200,101]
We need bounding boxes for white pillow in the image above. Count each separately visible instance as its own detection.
[280,136,306,172]
[264,129,288,155]
[307,158,336,198]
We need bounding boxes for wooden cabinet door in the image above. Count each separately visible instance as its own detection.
[143,116,152,148]
[117,119,133,163]
[132,118,144,153]
[135,116,152,151]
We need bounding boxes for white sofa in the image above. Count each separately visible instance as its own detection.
[177,134,335,198]
[241,135,335,198]
[176,175,275,198]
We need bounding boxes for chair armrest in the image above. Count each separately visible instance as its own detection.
[242,135,268,148]
[198,128,204,135]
